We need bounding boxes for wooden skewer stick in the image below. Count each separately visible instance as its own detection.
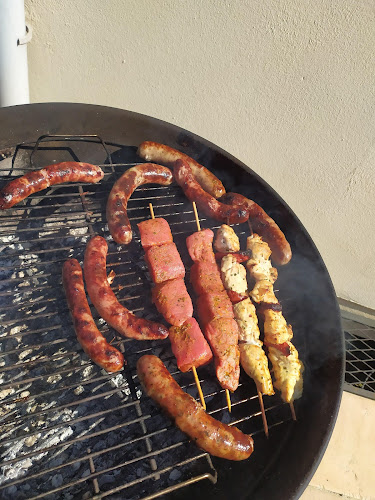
[257,388,269,438]
[290,400,297,421]
[148,202,206,410]
[192,201,232,413]
[192,366,206,410]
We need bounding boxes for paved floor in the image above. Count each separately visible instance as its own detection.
[301,318,375,500]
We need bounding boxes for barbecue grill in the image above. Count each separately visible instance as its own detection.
[0,103,344,500]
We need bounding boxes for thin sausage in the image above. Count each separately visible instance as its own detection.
[0,162,104,209]
[138,141,225,198]
[106,163,173,245]
[137,355,254,460]
[174,159,249,224]
[84,236,169,340]
[62,259,124,373]
[220,192,292,265]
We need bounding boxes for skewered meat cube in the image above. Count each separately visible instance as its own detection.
[145,242,185,283]
[152,278,193,326]
[221,254,248,296]
[197,292,234,326]
[190,261,225,296]
[214,224,240,253]
[169,318,213,372]
[268,342,304,403]
[239,344,274,396]
[186,228,216,264]
[204,319,240,392]
[137,217,173,249]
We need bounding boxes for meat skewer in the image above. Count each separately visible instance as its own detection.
[191,201,239,413]
[213,225,273,437]
[246,233,303,419]
[138,203,212,409]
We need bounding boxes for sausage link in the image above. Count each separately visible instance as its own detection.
[220,192,292,265]
[84,236,169,340]
[138,141,225,198]
[174,159,249,224]
[137,355,254,460]
[0,162,104,209]
[62,259,124,372]
[106,163,173,245]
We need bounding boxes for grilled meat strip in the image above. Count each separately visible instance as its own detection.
[187,228,240,392]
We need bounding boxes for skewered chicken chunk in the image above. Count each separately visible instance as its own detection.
[247,234,278,283]
[268,343,304,402]
[221,255,248,296]
[214,224,240,253]
[233,298,274,395]
[246,233,304,403]
[263,309,293,345]
[250,280,279,304]
[214,225,274,396]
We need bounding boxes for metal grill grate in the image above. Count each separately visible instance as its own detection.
[343,318,375,398]
[0,136,294,500]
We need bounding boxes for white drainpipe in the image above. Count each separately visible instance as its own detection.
[0,0,32,107]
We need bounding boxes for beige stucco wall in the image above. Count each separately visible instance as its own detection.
[25,0,375,309]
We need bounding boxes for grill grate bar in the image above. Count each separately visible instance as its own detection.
[29,441,203,500]
[0,413,152,468]
[94,456,217,500]
[0,137,296,500]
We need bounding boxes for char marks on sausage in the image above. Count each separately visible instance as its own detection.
[84,236,168,340]
[137,141,225,198]
[173,159,249,224]
[106,163,173,245]
[62,259,124,372]
[0,162,104,209]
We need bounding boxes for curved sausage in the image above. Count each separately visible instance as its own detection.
[137,141,225,198]
[137,355,254,460]
[0,162,104,209]
[220,192,292,265]
[174,159,249,224]
[84,236,169,341]
[106,163,173,245]
[62,259,124,373]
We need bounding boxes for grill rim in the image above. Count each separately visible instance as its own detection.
[0,102,345,500]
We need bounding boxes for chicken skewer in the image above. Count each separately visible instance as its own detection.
[149,203,212,409]
[213,225,273,437]
[246,233,303,419]
[191,201,236,413]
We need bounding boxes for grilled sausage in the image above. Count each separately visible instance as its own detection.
[137,141,225,198]
[0,162,104,209]
[62,259,124,372]
[220,192,292,265]
[84,236,168,340]
[174,159,249,224]
[106,163,173,245]
[137,355,254,460]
